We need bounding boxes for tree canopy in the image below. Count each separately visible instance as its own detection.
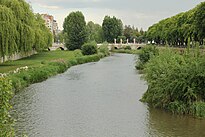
[0,0,52,61]
[102,16,123,43]
[87,21,104,43]
[146,2,205,46]
[63,11,88,50]
[123,25,145,43]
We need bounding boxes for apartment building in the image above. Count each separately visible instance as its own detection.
[41,14,59,35]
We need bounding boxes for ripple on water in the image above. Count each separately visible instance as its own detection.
[12,54,205,137]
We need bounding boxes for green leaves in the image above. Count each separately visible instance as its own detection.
[136,46,159,70]
[193,2,205,41]
[102,16,123,43]
[63,11,88,50]
[0,77,14,136]
[86,21,104,43]
[81,41,98,55]
[141,48,205,117]
[146,2,205,46]
[0,1,52,61]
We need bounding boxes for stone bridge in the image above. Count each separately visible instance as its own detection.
[97,43,146,50]
[50,43,145,51]
[50,43,67,51]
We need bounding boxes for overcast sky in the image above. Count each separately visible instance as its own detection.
[26,0,204,30]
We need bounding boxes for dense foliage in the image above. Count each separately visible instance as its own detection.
[63,11,88,50]
[54,31,66,43]
[0,0,52,61]
[141,47,205,117]
[146,2,205,46]
[136,46,159,70]
[124,46,131,50]
[87,21,104,43]
[123,25,145,43]
[102,16,123,43]
[98,42,110,56]
[81,41,98,55]
[0,78,14,136]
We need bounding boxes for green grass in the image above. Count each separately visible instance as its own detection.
[0,51,76,73]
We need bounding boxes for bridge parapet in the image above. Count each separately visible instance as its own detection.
[97,43,146,50]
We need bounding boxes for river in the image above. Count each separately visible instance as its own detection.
[12,53,205,137]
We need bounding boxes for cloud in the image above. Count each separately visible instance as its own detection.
[38,4,60,10]
[26,0,205,30]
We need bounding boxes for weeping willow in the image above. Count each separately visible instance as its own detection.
[0,0,53,62]
[0,5,18,61]
[33,13,53,51]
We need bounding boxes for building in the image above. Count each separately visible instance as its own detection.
[53,20,59,35]
[41,14,60,35]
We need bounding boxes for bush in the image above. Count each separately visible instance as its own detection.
[99,42,109,56]
[124,46,131,50]
[141,49,205,117]
[68,59,78,66]
[136,45,159,70]
[76,54,100,64]
[190,102,205,117]
[0,77,14,136]
[81,41,98,55]
[73,49,83,57]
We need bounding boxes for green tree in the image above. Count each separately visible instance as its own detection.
[124,25,132,41]
[194,2,205,43]
[102,16,123,43]
[145,2,205,47]
[0,0,52,60]
[63,11,88,50]
[33,13,53,51]
[0,5,18,61]
[54,31,66,43]
[87,21,104,43]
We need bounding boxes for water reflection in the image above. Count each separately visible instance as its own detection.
[147,107,205,137]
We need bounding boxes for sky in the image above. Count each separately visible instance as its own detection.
[26,0,204,31]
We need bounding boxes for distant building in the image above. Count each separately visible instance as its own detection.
[53,20,59,35]
[41,14,60,35]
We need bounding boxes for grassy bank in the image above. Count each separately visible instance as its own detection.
[0,51,77,73]
[138,45,205,118]
[0,48,109,136]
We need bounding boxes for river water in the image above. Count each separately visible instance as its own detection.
[12,54,205,137]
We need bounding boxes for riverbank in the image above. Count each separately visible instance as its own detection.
[138,45,205,118]
[12,53,150,137]
[0,49,109,136]
[0,50,108,93]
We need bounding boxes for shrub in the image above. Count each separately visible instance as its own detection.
[81,41,98,55]
[68,59,78,66]
[141,48,205,117]
[0,77,14,136]
[73,49,83,57]
[98,42,109,56]
[136,45,159,70]
[190,102,205,117]
[76,54,100,64]
[124,46,131,50]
